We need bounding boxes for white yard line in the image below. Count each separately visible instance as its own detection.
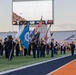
[0,54,72,75]
[46,59,76,75]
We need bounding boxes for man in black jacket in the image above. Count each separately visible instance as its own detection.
[61,44,66,54]
[4,38,8,58]
[50,39,54,57]
[7,37,13,60]
[32,39,37,58]
[70,41,75,55]
[0,40,3,56]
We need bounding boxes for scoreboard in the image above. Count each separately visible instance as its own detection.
[13,0,54,25]
[13,20,53,25]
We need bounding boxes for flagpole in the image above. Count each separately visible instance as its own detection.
[12,24,13,37]
[11,0,13,38]
[50,24,53,41]
[45,24,51,44]
[52,0,54,24]
[41,16,43,39]
[41,25,42,39]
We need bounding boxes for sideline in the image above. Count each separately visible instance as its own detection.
[0,54,72,75]
[47,59,76,75]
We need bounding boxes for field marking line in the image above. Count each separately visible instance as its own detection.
[0,54,72,75]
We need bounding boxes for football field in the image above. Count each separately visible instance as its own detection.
[0,53,76,75]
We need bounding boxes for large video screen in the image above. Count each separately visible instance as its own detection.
[13,0,53,25]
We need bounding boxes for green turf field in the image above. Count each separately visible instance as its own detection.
[0,51,72,72]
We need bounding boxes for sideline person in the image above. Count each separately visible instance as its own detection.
[70,41,75,55]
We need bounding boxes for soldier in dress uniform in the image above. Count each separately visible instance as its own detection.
[24,48,27,56]
[36,38,41,58]
[46,44,50,55]
[12,38,16,57]
[50,39,54,57]
[0,39,3,56]
[28,42,31,56]
[40,40,45,57]
[15,39,20,56]
[40,39,43,57]
[54,41,59,55]
[7,37,13,60]
[4,38,8,58]
[61,44,66,54]
[70,41,75,55]
[32,39,37,58]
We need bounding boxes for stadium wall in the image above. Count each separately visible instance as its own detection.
[0,31,76,42]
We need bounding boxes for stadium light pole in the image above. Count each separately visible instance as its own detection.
[50,0,54,31]
[52,0,54,24]
[12,0,14,37]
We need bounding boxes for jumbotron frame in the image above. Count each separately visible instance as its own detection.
[13,0,54,25]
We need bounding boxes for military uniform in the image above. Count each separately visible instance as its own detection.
[61,44,66,54]
[0,41,3,56]
[15,40,20,56]
[7,39,13,60]
[32,40,37,58]
[4,38,8,58]
[40,40,45,57]
[36,39,41,58]
[50,39,54,57]
[70,42,75,55]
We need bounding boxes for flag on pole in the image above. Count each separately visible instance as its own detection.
[30,16,43,40]
[29,29,35,39]
[33,31,40,40]
[34,21,43,34]
[44,29,50,44]
[45,30,49,40]
[34,16,43,34]
[15,25,25,39]
[42,25,52,44]
[19,23,30,50]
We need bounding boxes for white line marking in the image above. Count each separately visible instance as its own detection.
[46,59,76,75]
[0,54,72,75]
